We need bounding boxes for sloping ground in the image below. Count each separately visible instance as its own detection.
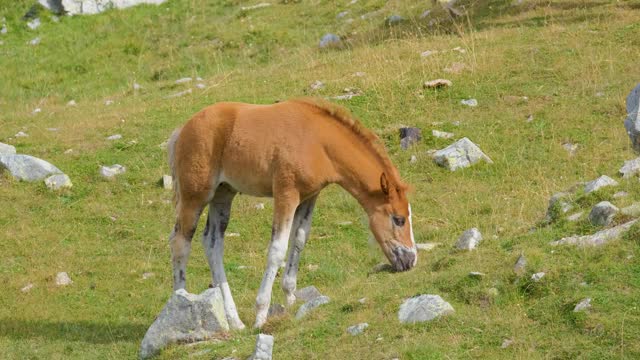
[0,0,639,359]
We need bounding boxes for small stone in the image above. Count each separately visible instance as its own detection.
[619,157,640,178]
[526,114,534,122]
[55,272,72,286]
[420,50,437,57]
[399,127,422,150]
[501,339,514,349]
[27,18,41,30]
[353,72,366,77]
[336,11,349,19]
[550,219,638,247]
[573,298,592,312]
[319,33,341,49]
[337,221,352,226]
[254,203,265,210]
[268,303,285,318]
[227,232,240,237]
[531,272,545,282]
[546,192,573,221]
[295,295,330,319]
[410,155,417,163]
[105,100,114,106]
[44,174,72,190]
[64,149,73,154]
[29,37,40,45]
[452,46,466,53]
[486,288,499,297]
[241,2,271,11]
[584,175,618,194]
[358,297,366,304]
[195,83,206,89]
[67,100,77,106]
[562,142,578,156]
[432,130,454,139]
[613,191,629,198]
[433,138,492,171]
[456,228,482,250]
[423,79,452,89]
[106,134,122,141]
[621,203,640,217]
[461,98,478,107]
[133,82,142,90]
[165,88,192,99]
[567,212,584,222]
[162,175,173,190]
[309,80,325,91]
[386,14,404,25]
[15,131,29,137]
[0,154,63,181]
[416,242,439,251]
[469,272,485,278]
[295,286,322,302]
[249,333,273,360]
[0,142,16,155]
[142,272,154,280]
[398,294,454,324]
[21,283,34,293]
[100,164,126,179]
[175,77,192,84]
[346,323,368,335]
[1,24,6,34]
[306,264,318,272]
[588,201,619,226]
[420,9,431,18]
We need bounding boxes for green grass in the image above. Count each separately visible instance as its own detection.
[1,0,640,358]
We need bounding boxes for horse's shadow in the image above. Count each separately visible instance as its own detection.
[0,318,147,344]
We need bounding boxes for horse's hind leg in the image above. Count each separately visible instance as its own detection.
[282,194,318,306]
[170,198,206,290]
[202,183,245,330]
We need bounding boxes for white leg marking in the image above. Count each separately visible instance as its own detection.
[408,203,417,266]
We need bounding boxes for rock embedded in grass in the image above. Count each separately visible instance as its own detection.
[588,201,618,226]
[346,323,368,335]
[39,0,168,15]
[162,175,173,190]
[433,137,493,171]
[416,242,439,251]
[624,83,640,153]
[249,333,274,360]
[513,254,527,275]
[139,288,229,360]
[399,127,422,150]
[15,131,29,137]
[294,285,322,302]
[567,211,584,222]
[295,295,330,319]
[0,154,63,181]
[319,33,341,49]
[55,272,72,286]
[174,77,192,84]
[550,219,638,247]
[423,79,452,89]
[460,98,478,107]
[432,130,454,139]
[584,175,618,194]
[398,294,454,324]
[621,203,640,217]
[386,14,404,25]
[44,174,72,190]
[100,164,126,179]
[106,134,122,141]
[573,298,592,312]
[455,228,482,250]
[619,157,640,178]
[309,80,325,91]
[21,283,34,293]
[0,142,16,155]
[531,272,545,282]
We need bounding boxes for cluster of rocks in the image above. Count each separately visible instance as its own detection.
[0,143,72,190]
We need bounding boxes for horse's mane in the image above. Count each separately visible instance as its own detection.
[291,97,406,189]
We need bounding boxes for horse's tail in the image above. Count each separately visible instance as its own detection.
[167,127,183,207]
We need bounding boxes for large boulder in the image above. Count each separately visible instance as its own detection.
[39,0,167,16]
[0,154,62,181]
[433,138,492,171]
[0,142,16,155]
[398,294,454,324]
[139,288,229,359]
[624,83,640,153]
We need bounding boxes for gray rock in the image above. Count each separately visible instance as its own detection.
[241,2,271,11]
[1,24,6,34]
[21,283,34,293]
[546,192,573,221]
[531,272,545,282]
[175,77,192,84]
[455,228,482,250]
[398,294,454,324]
[40,0,167,15]
[468,271,485,278]
[432,130,454,139]
[0,142,16,155]
[567,211,584,222]
[27,18,40,30]
[29,37,40,45]
[267,303,285,318]
[619,157,640,178]
[162,175,173,190]
[410,155,417,163]
[624,83,640,153]
[254,203,265,210]
[573,298,591,312]
[294,286,322,302]
[588,201,618,226]
[386,15,404,25]
[195,83,206,89]
[461,98,478,107]
[106,134,122,141]
[513,254,526,275]
[550,219,638,247]
[319,33,341,49]
[67,100,77,106]
[584,175,618,194]
[501,339,514,349]
[44,174,72,190]
[295,295,330,319]
[165,88,192,99]
[15,131,29,137]
[309,80,325,91]
[621,203,640,217]
[346,323,368,335]
[139,288,229,359]
[416,242,439,251]
[0,154,63,181]
[248,334,273,360]
[613,191,629,198]
[399,127,422,150]
[420,50,437,57]
[55,272,72,286]
[562,142,578,156]
[100,164,126,179]
[433,137,493,171]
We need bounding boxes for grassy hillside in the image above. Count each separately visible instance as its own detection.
[1,0,640,358]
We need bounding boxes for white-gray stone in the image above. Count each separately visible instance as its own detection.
[100,164,126,178]
[27,18,41,30]
[455,228,482,250]
[175,77,192,84]
[105,100,114,106]
[162,175,173,190]
[309,80,325,90]
[550,219,638,247]
[67,100,77,106]
[584,175,618,194]
[15,131,29,137]
[531,272,545,282]
[416,242,439,251]
[513,254,526,275]
[432,130,454,139]
[546,192,572,221]
[21,283,34,293]
[573,298,591,312]
[106,134,122,141]
[567,211,584,222]
[165,88,192,99]
[295,296,330,319]
[44,174,72,190]
[195,83,206,89]
[55,272,72,286]
[0,142,16,155]
[346,323,368,335]
[624,83,640,153]
[501,339,514,349]
[133,82,142,90]
[39,0,167,15]
[241,2,271,11]
[29,37,40,45]
[622,203,640,217]
[0,155,63,181]
[249,334,273,360]
[139,288,229,360]
[613,191,629,198]
[254,203,265,210]
[294,286,322,302]
[398,294,454,324]
[588,201,618,226]
[562,142,578,156]
[423,79,452,89]
[461,98,478,107]
[433,137,492,171]
[619,157,640,178]
[468,271,485,278]
[319,33,341,49]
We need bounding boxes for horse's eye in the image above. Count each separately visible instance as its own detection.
[392,215,406,227]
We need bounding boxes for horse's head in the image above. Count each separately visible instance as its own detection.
[367,172,417,272]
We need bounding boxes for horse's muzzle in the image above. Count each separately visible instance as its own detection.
[392,246,417,272]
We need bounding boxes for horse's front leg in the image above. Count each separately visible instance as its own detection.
[254,190,299,329]
[282,194,318,306]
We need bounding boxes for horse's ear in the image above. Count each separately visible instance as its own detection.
[380,172,390,195]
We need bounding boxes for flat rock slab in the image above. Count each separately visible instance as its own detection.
[619,157,640,178]
[574,298,592,312]
[45,174,72,190]
[456,228,482,250]
[588,201,618,226]
[584,175,618,194]
[100,164,126,178]
[249,333,273,360]
[55,272,72,286]
[624,83,640,153]
[550,219,638,247]
[398,294,454,324]
[295,295,330,319]
[433,137,492,171]
[0,154,62,181]
[139,288,229,359]
[0,142,16,155]
[295,286,322,302]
